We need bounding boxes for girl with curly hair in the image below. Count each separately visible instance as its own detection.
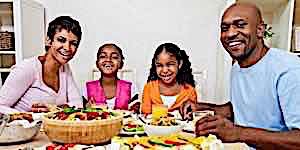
[141,43,197,119]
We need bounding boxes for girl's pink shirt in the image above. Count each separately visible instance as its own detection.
[0,57,82,114]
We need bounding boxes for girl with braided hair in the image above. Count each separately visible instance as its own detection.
[84,43,139,111]
[141,43,197,119]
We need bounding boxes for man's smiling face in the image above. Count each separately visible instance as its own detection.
[220,5,261,61]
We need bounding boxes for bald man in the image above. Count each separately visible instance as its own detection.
[181,2,300,149]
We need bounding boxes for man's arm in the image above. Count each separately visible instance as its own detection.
[238,126,300,150]
[194,101,233,121]
[195,115,300,150]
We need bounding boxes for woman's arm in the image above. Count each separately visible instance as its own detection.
[0,61,35,113]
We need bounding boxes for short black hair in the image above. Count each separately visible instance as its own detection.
[147,43,195,87]
[46,16,82,50]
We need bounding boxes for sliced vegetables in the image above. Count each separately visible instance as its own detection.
[49,107,118,121]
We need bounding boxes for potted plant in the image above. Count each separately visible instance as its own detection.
[264,24,275,47]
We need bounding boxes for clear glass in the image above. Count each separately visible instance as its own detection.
[192,110,214,125]
[152,104,168,120]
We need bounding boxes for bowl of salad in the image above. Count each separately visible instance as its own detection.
[121,118,144,135]
[43,107,123,144]
[144,116,183,136]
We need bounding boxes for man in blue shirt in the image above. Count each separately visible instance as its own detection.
[181,2,300,149]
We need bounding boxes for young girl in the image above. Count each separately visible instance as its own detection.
[141,43,197,116]
[85,43,138,110]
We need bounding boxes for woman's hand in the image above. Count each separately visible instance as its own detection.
[31,103,49,113]
[195,114,240,142]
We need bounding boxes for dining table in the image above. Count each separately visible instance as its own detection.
[1,131,250,150]
[0,109,251,150]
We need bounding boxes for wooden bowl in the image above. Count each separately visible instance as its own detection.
[43,112,123,144]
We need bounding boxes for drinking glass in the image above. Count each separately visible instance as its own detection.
[152,104,168,120]
[192,110,214,125]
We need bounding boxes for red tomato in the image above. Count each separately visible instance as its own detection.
[46,145,55,150]
[58,146,67,150]
[87,112,99,120]
[164,140,186,146]
[64,143,76,147]
[127,123,137,128]
[101,112,110,119]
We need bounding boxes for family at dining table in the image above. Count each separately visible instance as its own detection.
[0,2,300,149]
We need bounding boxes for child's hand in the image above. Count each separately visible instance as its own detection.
[87,97,96,107]
[179,100,195,120]
[129,101,140,114]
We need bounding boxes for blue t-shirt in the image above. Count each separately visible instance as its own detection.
[230,48,300,131]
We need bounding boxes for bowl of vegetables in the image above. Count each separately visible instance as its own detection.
[144,116,183,136]
[43,107,123,144]
[120,118,145,135]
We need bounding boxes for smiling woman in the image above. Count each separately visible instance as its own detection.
[0,16,83,114]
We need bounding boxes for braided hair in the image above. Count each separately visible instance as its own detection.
[147,43,195,87]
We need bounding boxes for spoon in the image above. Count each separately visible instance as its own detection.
[138,115,147,124]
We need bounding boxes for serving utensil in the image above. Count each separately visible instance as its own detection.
[138,115,147,124]
[82,96,88,110]
[0,113,9,135]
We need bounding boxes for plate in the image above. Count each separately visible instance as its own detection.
[120,124,145,135]
[33,144,106,150]
[120,118,145,135]
[179,120,195,132]
[116,110,132,118]
[119,129,145,135]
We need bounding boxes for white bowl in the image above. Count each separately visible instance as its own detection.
[0,121,42,143]
[144,123,183,136]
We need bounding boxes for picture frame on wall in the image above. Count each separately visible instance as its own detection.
[294,27,300,52]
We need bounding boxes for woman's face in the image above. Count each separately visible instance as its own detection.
[155,50,181,85]
[47,29,79,65]
[97,47,122,77]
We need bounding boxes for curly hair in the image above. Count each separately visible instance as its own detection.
[147,43,195,87]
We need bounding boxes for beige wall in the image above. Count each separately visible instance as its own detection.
[37,0,229,103]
